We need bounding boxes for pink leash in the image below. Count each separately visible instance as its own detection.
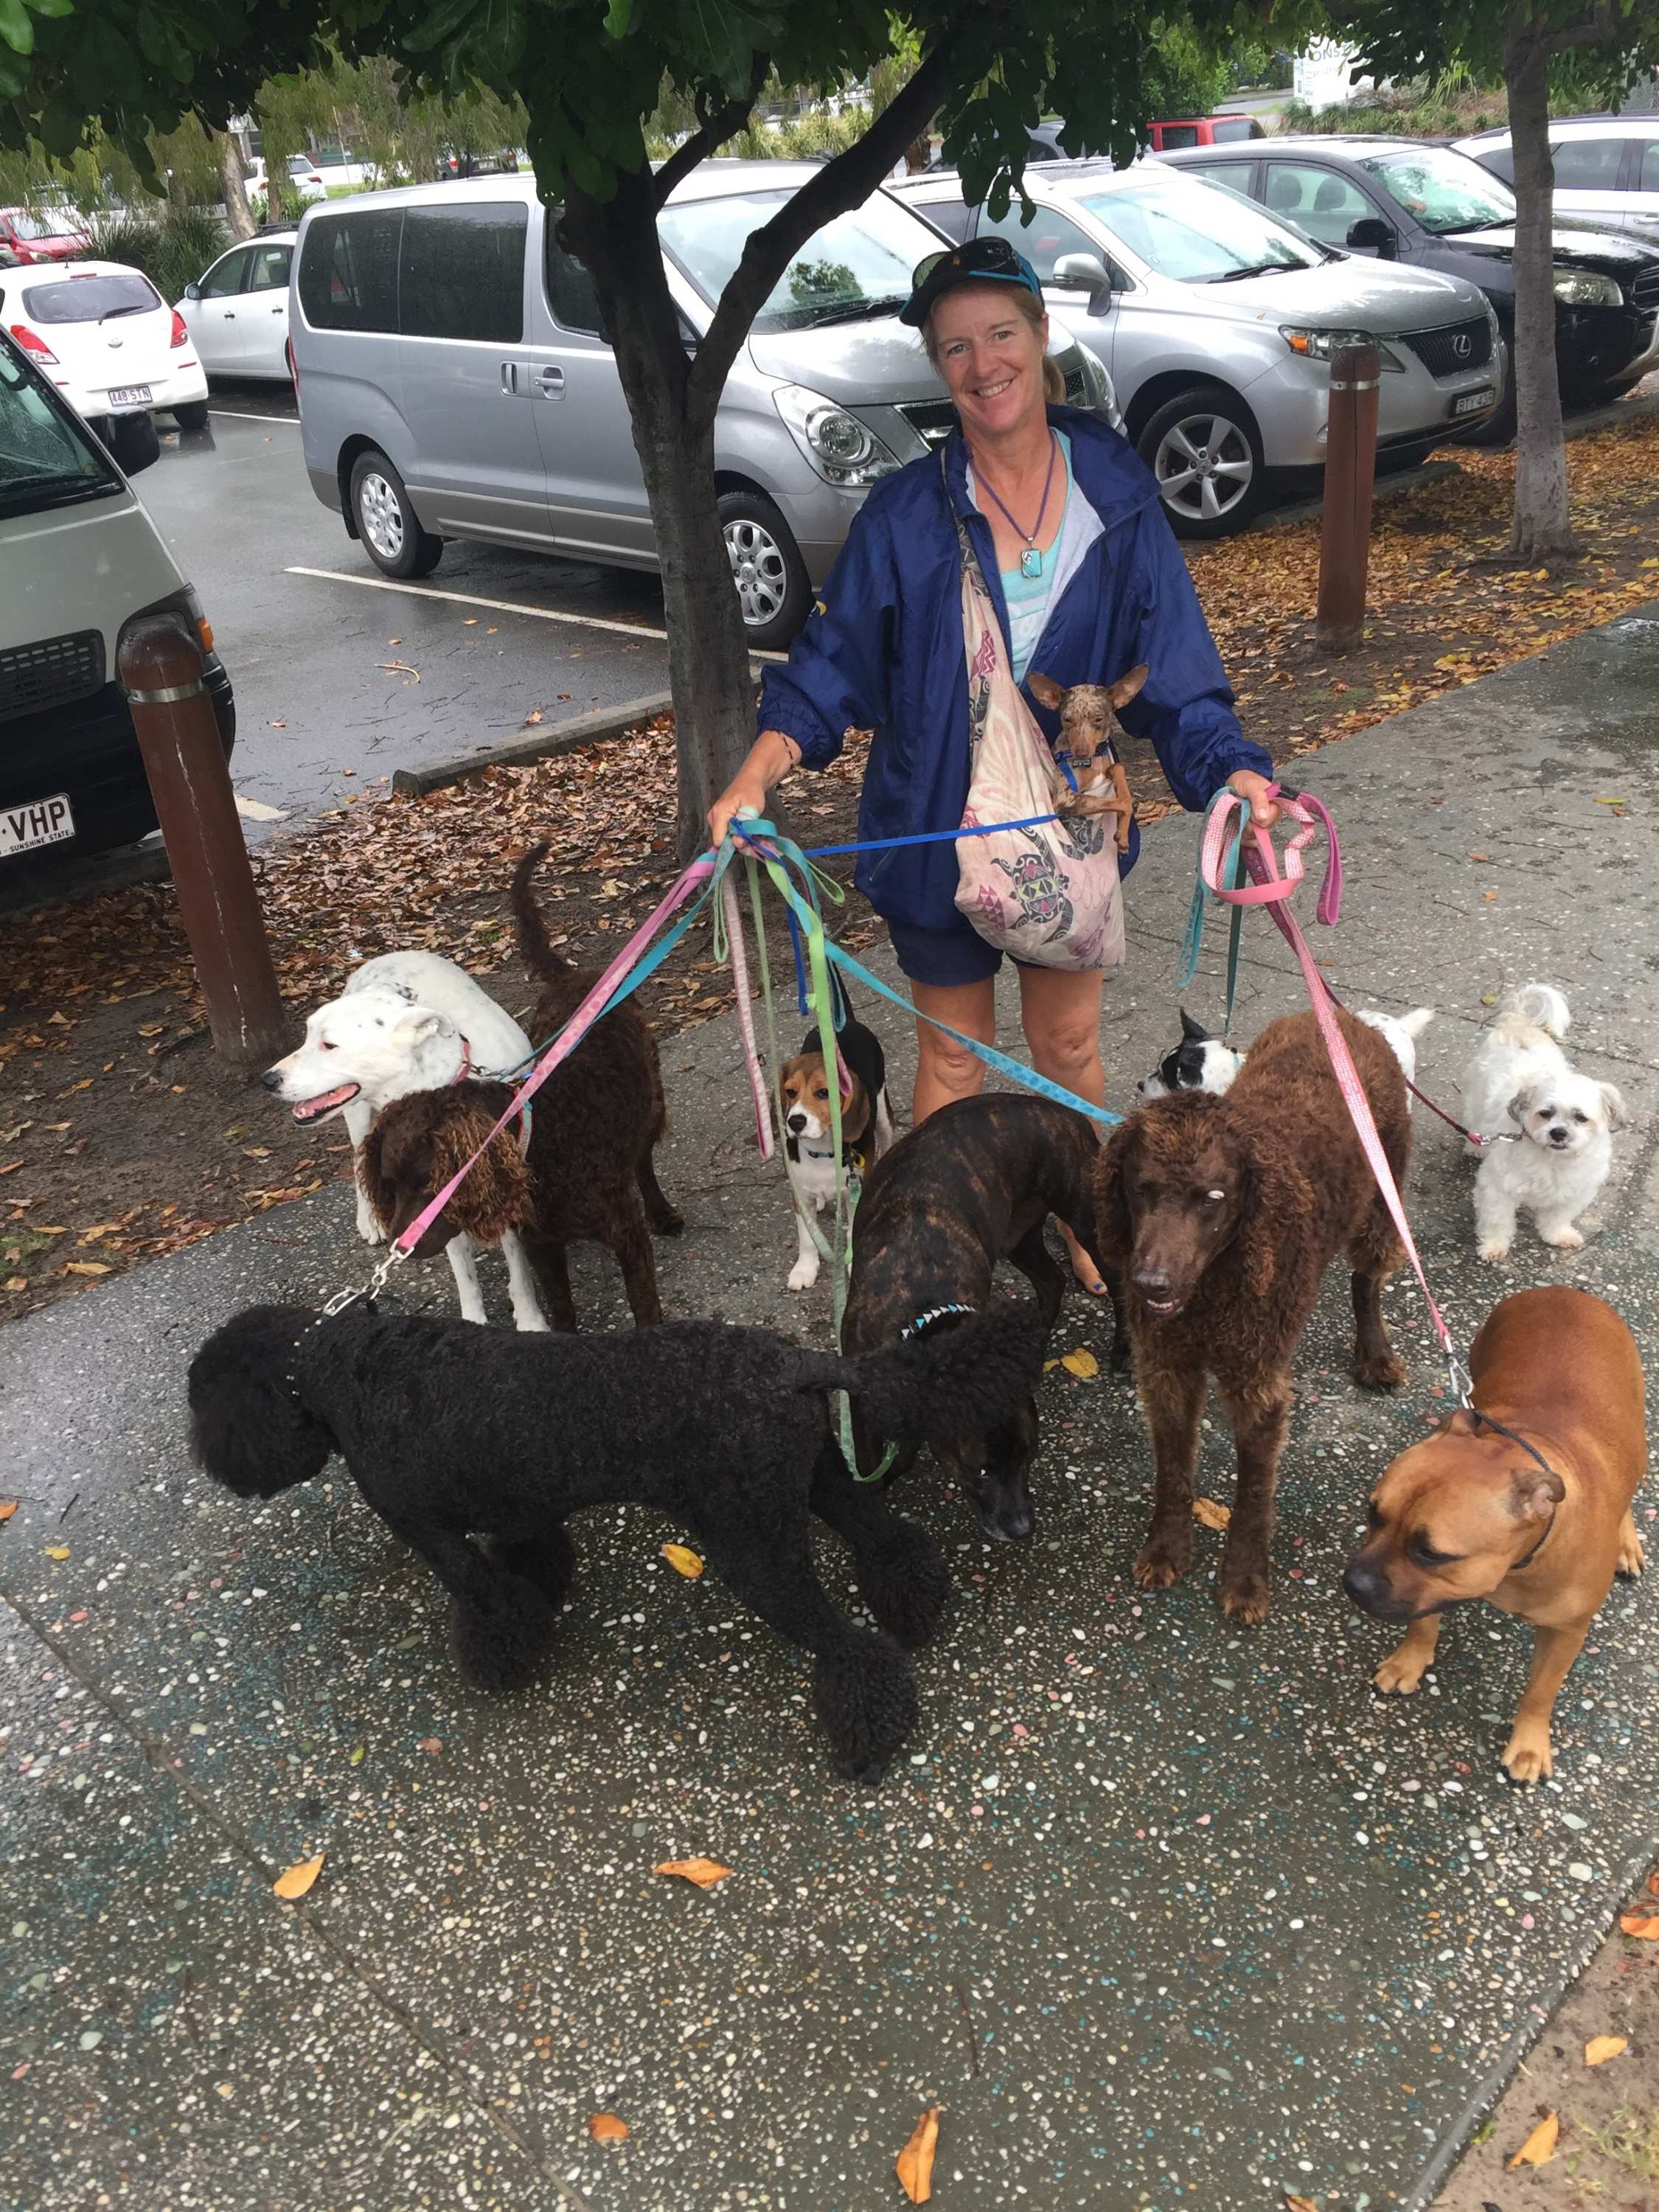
[1202,788,1470,1399]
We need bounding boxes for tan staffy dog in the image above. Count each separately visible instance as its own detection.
[1343,1285,1646,1784]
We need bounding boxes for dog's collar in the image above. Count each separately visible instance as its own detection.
[283,1287,377,1402]
[448,1038,533,1158]
[899,1301,975,1343]
[1464,1408,1563,1573]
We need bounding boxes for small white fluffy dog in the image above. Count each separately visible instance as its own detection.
[263,953,548,1329]
[1459,984,1628,1262]
[1356,1004,1434,1091]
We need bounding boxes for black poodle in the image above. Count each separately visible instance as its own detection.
[187,1298,1046,1781]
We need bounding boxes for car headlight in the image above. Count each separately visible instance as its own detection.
[1071,340,1125,434]
[1551,267,1621,309]
[1281,326,1405,372]
[773,384,900,486]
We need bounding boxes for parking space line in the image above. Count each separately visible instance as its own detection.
[286,566,671,641]
[209,409,302,426]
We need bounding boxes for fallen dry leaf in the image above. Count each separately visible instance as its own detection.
[1193,1498,1232,1531]
[586,2112,628,2143]
[1284,2197,1319,2212]
[1060,1347,1099,1380]
[44,1545,69,1561]
[1619,1911,1659,1939]
[0,1500,17,1520]
[1506,2112,1559,2169]
[661,1543,704,1579]
[61,1261,111,1277]
[896,2108,940,2204]
[1585,2035,1627,2067]
[652,1857,734,1889]
[272,1852,324,1901]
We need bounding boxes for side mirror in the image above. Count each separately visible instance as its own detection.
[1345,216,1397,257]
[1052,251,1114,310]
[97,409,161,478]
[184,282,201,302]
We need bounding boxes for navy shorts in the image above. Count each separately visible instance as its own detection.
[888,914,1025,989]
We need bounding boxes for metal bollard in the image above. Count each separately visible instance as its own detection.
[1315,341,1381,655]
[118,619,291,1070]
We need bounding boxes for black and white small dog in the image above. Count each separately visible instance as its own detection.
[1136,1011,1245,1100]
[779,1009,894,1293]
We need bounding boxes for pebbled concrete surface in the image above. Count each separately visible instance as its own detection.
[3,610,1659,2211]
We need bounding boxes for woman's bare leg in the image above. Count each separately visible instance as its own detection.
[910,977,997,1125]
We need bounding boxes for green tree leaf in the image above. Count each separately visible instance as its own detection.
[0,0,35,58]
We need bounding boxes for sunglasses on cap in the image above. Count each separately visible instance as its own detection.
[900,237,1043,327]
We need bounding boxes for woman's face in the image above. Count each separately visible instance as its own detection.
[929,283,1049,445]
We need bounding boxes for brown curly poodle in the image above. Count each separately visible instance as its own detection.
[1095,1006,1411,1624]
[361,844,681,1330]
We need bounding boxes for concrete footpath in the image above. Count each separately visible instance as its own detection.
[4,611,1659,2212]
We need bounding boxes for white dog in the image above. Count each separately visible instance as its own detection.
[1356,1004,1434,1091]
[263,953,548,1329]
[1459,984,1627,1262]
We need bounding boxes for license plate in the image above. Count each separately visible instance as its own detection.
[106,386,152,407]
[1451,387,1495,417]
[1,791,75,858]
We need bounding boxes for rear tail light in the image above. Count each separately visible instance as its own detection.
[9,323,58,365]
[170,309,189,349]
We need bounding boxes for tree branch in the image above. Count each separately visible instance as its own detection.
[686,32,965,423]
[653,52,771,209]
[1547,8,1618,49]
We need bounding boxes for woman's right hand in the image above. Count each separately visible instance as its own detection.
[706,768,771,851]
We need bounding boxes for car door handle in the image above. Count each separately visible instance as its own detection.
[224,311,235,319]
[536,366,565,398]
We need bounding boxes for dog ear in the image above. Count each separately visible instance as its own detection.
[1508,1464,1565,1523]
[187,1306,335,1499]
[1179,1009,1208,1044]
[390,1004,449,1053]
[1026,671,1065,710]
[356,1116,398,1231]
[1107,662,1150,713]
[1599,1082,1630,1133]
[429,1100,534,1244]
[1505,1085,1535,1127]
[1093,1120,1138,1262]
[1226,1121,1290,1301]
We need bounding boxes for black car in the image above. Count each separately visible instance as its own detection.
[1161,136,1659,439]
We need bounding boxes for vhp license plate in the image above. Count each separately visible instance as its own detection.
[106,386,152,408]
[1452,387,1495,417]
[1,791,75,858]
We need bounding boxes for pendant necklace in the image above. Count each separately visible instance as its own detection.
[973,431,1060,578]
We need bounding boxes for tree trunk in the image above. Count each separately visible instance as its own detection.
[1503,22,1574,563]
[215,130,256,243]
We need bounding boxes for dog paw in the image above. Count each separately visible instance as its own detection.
[1500,1728,1551,1786]
[1618,1520,1646,1579]
[1133,1537,1192,1591]
[448,1581,558,1691]
[512,1310,552,1335]
[1217,1568,1271,1626]
[356,1210,389,1247]
[787,1260,819,1293]
[1374,1652,1427,1695]
[1540,1225,1585,1251]
[1353,1349,1408,1391]
[1478,1238,1510,1264]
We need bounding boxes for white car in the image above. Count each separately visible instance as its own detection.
[0,259,209,429]
[177,230,296,382]
[1456,116,1659,244]
[245,155,330,209]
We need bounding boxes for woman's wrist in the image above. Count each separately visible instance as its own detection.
[759,728,802,782]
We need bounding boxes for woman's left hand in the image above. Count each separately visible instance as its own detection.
[1226,770,1280,843]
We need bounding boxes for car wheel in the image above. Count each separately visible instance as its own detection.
[718,490,813,649]
[172,400,209,432]
[349,448,443,580]
[1136,384,1266,538]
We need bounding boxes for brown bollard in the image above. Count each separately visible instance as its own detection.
[118,619,291,1070]
[1315,341,1381,655]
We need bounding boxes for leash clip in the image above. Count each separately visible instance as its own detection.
[1444,1346,1475,1411]
[319,1246,406,1323]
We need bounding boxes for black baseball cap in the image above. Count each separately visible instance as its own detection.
[900,237,1043,328]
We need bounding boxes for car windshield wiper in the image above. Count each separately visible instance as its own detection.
[99,302,150,323]
[803,293,911,327]
[1206,260,1303,282]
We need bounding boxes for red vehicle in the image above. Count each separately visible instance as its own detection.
[1146,116,1267,151]
[0,206,89,263]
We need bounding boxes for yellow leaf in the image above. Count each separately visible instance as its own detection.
[896,2108,940,2204]
[1506,2113,1558,2169]
[1585,2035,1627,2067]
[1193,1498,1232,1531]
[653,1857,734,1889]
[0,1500,16,1521]
[1594,796,1627,807]
[63,1262,112,1277]
[1285,2197,1320,2212]
[4,1279,25,1293]
[661,1543,704,1579]
[1619,1911,1659,1939]
[587,2112,629,2143]
[44,1545,69,1561]
[272,1852,324,1901]
[1060,1348,1099,1379]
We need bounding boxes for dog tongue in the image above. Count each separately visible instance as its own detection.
[292,1082,360,1121]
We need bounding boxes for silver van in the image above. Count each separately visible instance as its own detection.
[290,164,1118,647]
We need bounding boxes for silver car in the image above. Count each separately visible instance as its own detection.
[288,164,1118,647]
[891,161,1503,536]
[1456,116,1659,244]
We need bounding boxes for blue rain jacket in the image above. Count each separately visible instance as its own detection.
[757,406,1272,933]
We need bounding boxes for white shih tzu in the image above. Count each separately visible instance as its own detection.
[1459,984,1628,1262]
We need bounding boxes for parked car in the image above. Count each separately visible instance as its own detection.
[1455,116,1659,243]
[1,260,209,431]
[245,156,329,208]
[1146,115,1267,150]
[1161,137,1659,436]
[889,163,1502,535]
[176,229,296,383]
[0,204,90,265]
[0,327,234,863]
[288,165,1119,646]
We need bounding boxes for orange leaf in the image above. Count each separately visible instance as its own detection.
[272,1852,324,1901]
[1506,2113,1558,2169]
[0,1501,16,1522]
[896,2108,940,2204]
[1193,1498,1231,1531]
[1585,2035,1627,2067]
[1284,2197,1319,2212]
[661,1543,704,1579]
[587,2112,628,2143]
[652,1857,733,1889]
[1619,1911,1659,1939]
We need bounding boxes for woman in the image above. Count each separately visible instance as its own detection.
[709,237,1276,1291]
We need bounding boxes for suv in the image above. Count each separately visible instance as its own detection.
[1161,136,1659,437]
[1455,116,1659,243]
[891,162,1501,535]
[290,165,1118,646]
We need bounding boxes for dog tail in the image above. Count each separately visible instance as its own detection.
[793,1303,1047,1444]
[1399,1006,1435,1040]
[1503,983,1569,1038]
[509,841,571,984]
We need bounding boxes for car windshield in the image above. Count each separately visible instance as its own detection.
[0,339,119,515]
[658,188,929,332]
[1077,175,1321,280]
[22,271,161,324]
[1358,147,1515,233]
[7,208,74,242]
